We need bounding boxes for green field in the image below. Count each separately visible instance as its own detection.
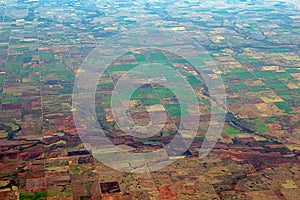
[224,126,242,135]
[20,192,47,200]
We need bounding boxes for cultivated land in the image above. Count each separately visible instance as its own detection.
[0,0,300,199]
